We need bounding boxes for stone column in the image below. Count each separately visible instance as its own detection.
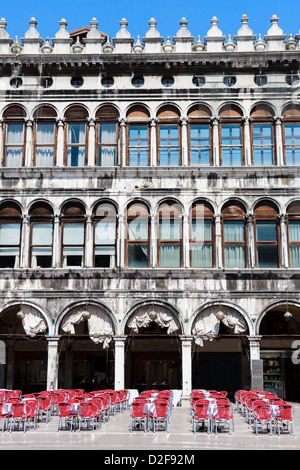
[243,117,251,166]
[183,213,189,268]
[211,117,220,166]
[248,336,263,391]
[246,213,255,268]
[46,336,60,390]
[5,342,15,390]
[118,214,125,268]
[180,336,193,405]
[25,118,33,167]
[119,118,127,166]
[56,118,65,166]
[0,120,3,159]
[88,118,96,166]
[150,212,157,268]
[20,214,30,268]
[275,116,283,165]
[181,117,188,166]
[214,214,223,268]
[279,214,288,268]
[150,118,157,166]
[114,336,126,390]
[52,214,61,267]
[85,215,93,267]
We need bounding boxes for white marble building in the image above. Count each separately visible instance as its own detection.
[0,14,299,402]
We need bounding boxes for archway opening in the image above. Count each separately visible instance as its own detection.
[125,304,182,392]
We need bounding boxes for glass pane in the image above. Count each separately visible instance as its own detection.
[224,221,244,242]
[289,245,300,268]
[285,124,300,145]
[159,148,179,166]
[67,147,85,166]
[257,245,278,268]
[36,147,54,167]
[254,147,273,165]
[6,123,24,144]
[289,220,300,242]
[128,244,148,267]
[5,147,23,166]
[32,223,53,245]
[99,147,116,166]
[36,123,54,144]
[159,244,181,267]
[63,223,84,245]
[129,148,148,166]
[129,126,148,145]
[221,125,241,145]
[224,246,245,268]
[99,123,116,144]
[191,219,212,241]
[68,123,85,144]
[191,244,212,267]
[159,219,181,240]
[0,224,20,245]
[63,247,83,267]
[190,125,210,146]
[128,219,148,241]
[190,147,210,165]
[285,147,300,165]
[159,125,179,145]
[95,222,116,245]
[256,221,277,241]
[222,147,242,166]
[253,124,273,145]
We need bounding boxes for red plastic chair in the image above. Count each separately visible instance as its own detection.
[50,392,65,414]
[37,396,51,423]
[150,402,169,433]
[78,402,99,432]
[9,403,32,432]
[24,399,39,430]
[218,391,228,397]
[130,402,148,432]
[253,404,274,435]
[213,404,234,434]
[87,398,103,429]
[57,403,75,432]
[275,405,295,435]
[192,403,211,434]
[0,402,10,432]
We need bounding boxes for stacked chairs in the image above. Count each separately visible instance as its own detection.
[130,401,148,433]
[57,402,76,432]
[77,402,99,432]
[213,403,234,435]
[275,404,295,436]
[253,403,274,435]
[150,401,169,433]
[9,402,32,433]
[192,401,211,434]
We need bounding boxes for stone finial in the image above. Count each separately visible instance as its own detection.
[0,17,12,54]
[133,35,144,53]
[204,16,225,52]
[193,35,205,52]
[72,36,83,53]
[113,18,133,53]
[11,36,22,54]
[55,18,69,38]
[173,17,194,52]
[286,33,297,50]
[41,37,53,54]
[162,36,174,53]
[142,18,164,53]
[102,35,114,53]
[264,14,286,51]
[83,18,105,53]
[234,14,256,51]
[254,33,266,51]
[176,18,191,38]
[224,34,236,52]
[86,18,101,39]
[145,18,161,38]
[116,18,131,38]
[24,17,40,38]
[51,18,72,53]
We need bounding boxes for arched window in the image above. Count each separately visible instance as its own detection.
[64,106,88,167]
[282,104,300,165]
[126,202,149,267]
[190,201,214,267]
[222,201,247,268]
[254,201,279,268]
[157,106,181,166]
[219,104,244,166]
[61,202,86,267]
[158,201,182,267]
[250,104,275,165]
[2,106,26,167]
[93,202,117,268]
[188,105,212,165]
[29,202,53,268]
[287,201,300,268]
[96,106,119,166]
[127,106,150,166]
[0,202,22,268]
[33,106,57,167]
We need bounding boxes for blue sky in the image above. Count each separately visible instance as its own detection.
[2,0,300,41]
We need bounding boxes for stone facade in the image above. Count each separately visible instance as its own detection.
[0,14,299,401]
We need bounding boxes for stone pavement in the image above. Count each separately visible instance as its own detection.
[0,402,299,453]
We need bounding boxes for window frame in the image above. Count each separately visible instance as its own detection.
[126,202,150,268]
[156,108,181,166]
[64,107,89,167]
[221,203,247,269]
[282,108,300,166]
[0,203,22,269]
[157,202,182,268]
[189,202,214,268]
[250,107,276,165]
[287,202,300,268]
[61,204,86,268]
[254,203,280,268]
[95,106,120,167]
[127,124,150,167]
[33,111,57,167]
[29,205,54,268]
[2,107,26,167]
[93,202,117,268]
[188,118,212,166]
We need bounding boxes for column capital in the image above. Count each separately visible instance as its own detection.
[88,118,96,127]
[56,118,65,127]
[149,118,157,127]
[180,116,188,126]
[118,117,127,127]
[211,116,219,125]
[274,115,283,125]
[278,213,288,222]
[113,335,127,342]
[25,118,33,127]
